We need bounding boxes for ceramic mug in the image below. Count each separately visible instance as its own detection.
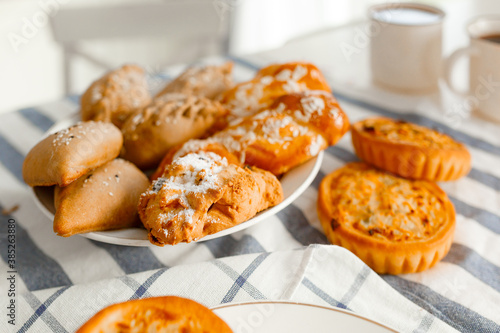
[445,16,500,123]
[369,3,445,94]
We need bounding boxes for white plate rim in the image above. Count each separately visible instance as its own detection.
[31,114,324,247]
[211,300,398,332]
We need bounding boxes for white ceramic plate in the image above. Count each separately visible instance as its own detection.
[31,114,323,247]
[212,301,398,333]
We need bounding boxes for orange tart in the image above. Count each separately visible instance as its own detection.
[351,117,471,181]
[317,162,456,274]
[77,296,232,332]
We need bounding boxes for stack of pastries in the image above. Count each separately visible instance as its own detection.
[23,61,350,245]
[317,117,471,274]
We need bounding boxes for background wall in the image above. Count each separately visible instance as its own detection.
[0,0,494,114]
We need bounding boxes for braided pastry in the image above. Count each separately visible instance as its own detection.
[139,151,283,245]
[220,62,331,118]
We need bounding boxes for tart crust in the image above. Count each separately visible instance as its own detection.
[317,162,456,274]
[351,117,471,181]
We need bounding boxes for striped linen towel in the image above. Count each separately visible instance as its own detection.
[0,56,499,332]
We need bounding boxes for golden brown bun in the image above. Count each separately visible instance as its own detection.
[121,93,228,170]
[351,117,471,181]
[54,158,149,237]
[76,296,232,333]
[156,62,234,100]
[139,152,283,245]
[210,91,349,175]
[23,121,123,187]
[80,64,151,128]
[150,140,241,181]
[220,62,331,118]
[317,162,456,274]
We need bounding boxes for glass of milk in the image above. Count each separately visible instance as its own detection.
[369,3,445,94]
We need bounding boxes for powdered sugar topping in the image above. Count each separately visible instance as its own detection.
[300,96,325,119]
[149,152,228,226]
[275,65,309,93]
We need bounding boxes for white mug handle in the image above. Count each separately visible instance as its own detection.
[444,45,480,97]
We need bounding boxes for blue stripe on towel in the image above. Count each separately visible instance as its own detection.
[382,276,500,333]
[276,204,328,245]
[442,243,500,293]
[18,286,70,333]
[339,265,372,306]
[326,146,360,163]
[302,277,348,309]
[66,95,81,105]
[0,135,25,183]
[212,259,266,300]
[466,168,500,192]
[22,292,68,333]
[203,234,266,258]
[90,241,165,275]
[119,275,152,299]
[227,55,260,72]
[221,253,270,303]
[413,314,434,333]
[18,107,55,132]
[0,208,72,291]
[129,268,169,300]
[448,197,500,235]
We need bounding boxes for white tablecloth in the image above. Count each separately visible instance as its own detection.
[0,57,499,332]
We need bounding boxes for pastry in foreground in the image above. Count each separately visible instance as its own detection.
[156,62,234,100]
[139,151,283,245]
[121,92,228,170]
[351,117,471,181]
[80,64,151,128]
[76,296,232,333]
[220,61,331,118]
[317,162,455,274]
[23,121,123,187]
[54,158,149,237]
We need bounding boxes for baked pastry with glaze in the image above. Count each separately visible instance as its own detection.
[269,91,350,146]
[317,162,456,274]
[81,64,151,128]
[139,151,283,245]
[210,91,349,175]
[351,117,471,181]
[156,62,234,100]
[121,93,228,170]
[220,62,331,118]
[54,158,149,237]
[23,121,123,187]
[76,296,232,333]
